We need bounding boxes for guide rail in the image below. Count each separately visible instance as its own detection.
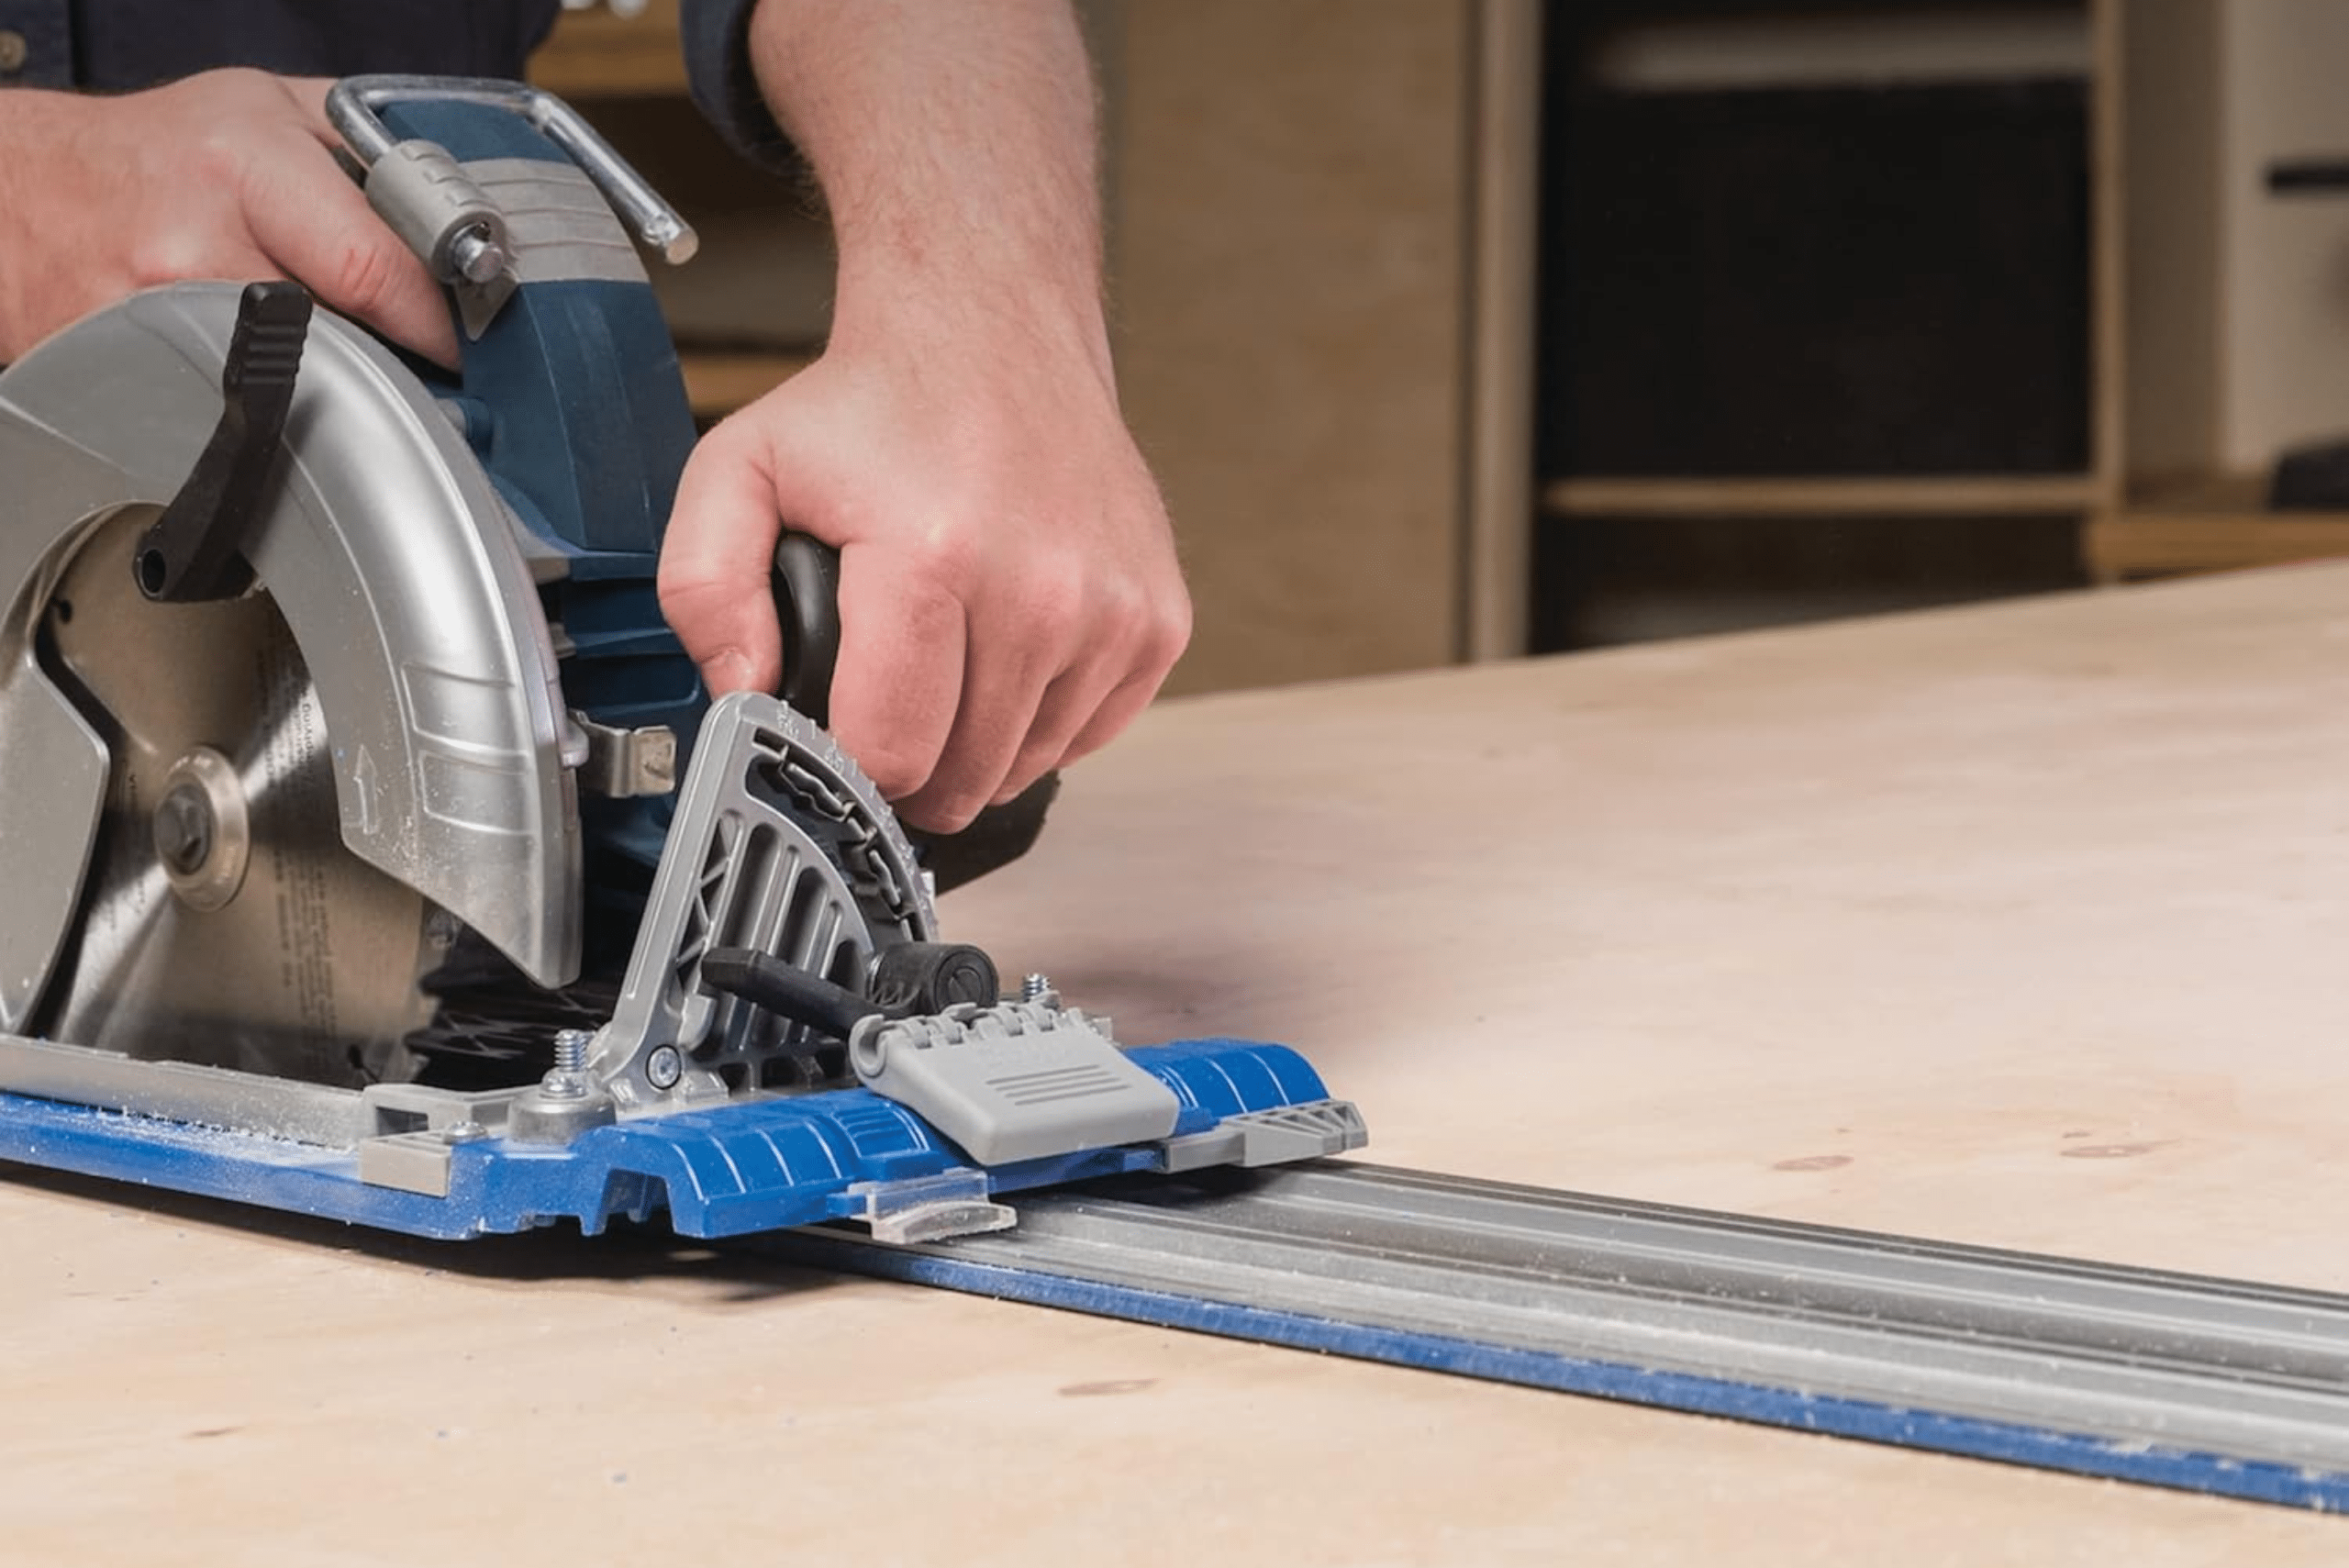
[767,1161,2349,1512]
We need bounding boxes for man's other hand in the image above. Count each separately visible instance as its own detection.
[0,71,454,365]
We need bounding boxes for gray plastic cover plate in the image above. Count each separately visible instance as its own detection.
[849,1000,1182,1166]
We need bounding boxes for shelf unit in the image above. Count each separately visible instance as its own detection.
[1545,474,2100,518]
[1530,0,2349,651]
[1530,1,2106,651]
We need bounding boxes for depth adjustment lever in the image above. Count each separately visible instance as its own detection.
[699,941,1002,1040]
[136,281,313,604]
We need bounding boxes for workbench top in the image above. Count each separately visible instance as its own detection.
[7,564,2346,1564]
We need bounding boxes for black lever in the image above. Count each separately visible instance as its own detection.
[136,282,314,604]
[772,531,842,727]
[699,940,1001,1040]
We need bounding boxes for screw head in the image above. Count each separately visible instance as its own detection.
[449,226,508,285]
[152,783,215,874]
[645,1045,683,1090]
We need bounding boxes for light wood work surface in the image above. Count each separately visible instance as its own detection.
[6,565,2347,1563]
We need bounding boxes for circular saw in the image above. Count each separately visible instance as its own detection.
[0,78,1364,1245]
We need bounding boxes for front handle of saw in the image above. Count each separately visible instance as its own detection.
[768,529,1057,893]
[772,531,842,728]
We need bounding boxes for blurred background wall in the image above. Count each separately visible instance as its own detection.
[543,0,2349,695]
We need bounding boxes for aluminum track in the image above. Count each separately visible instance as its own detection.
[762,1162,2349,1512]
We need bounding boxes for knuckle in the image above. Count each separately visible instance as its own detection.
[1015,553,1091,627]
[327,238,402,316]
[1079,573,1190,674]
[915,788,987,835]
[857,743,934,805]
[899,521,982,594]
[125,227,217,289]
[653,567,722,631]
[1145,592,1195,669]
[190,128,248,187]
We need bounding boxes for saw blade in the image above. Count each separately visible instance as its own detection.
[33,506,440,1085]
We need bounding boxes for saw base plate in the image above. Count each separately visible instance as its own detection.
[0,1038,1360,1241]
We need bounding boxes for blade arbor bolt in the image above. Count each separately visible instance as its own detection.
[153,749,250,912]
[153,783,216,874]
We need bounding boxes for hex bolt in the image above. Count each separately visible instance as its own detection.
[552,1029,589,1073]
[542,1028,595,1099]
[152,782,215,875]
[448,224,507,285]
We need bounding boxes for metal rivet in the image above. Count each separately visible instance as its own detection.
[0,31,28,75]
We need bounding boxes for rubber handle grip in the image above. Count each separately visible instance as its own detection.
[772,532,841,727]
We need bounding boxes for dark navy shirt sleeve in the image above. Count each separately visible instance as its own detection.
[679,0,801,174]
[0,2,72,87]
[3,1,798,180]
[0,1,561,91]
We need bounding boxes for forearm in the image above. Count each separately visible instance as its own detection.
[0,89,93,355]
[662,1,1183,828]
[744,0,1112,384]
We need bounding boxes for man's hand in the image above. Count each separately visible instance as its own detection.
[660,305,1188,835]
[656,0,1189,835]
[0,71,454,365]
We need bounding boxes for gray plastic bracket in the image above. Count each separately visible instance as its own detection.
[1155,1099,1371,1173]
[357,1119,498,1197]
[848,1001,1181,1167]
[590,690,936,1115]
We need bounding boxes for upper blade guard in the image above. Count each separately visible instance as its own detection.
[0,284,584,1030]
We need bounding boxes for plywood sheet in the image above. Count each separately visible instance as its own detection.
[7,567,2349,1561]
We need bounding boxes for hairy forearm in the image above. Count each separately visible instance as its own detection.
[663,1,1182,826]
[745,0,1111,381]
[0,90,90,350]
